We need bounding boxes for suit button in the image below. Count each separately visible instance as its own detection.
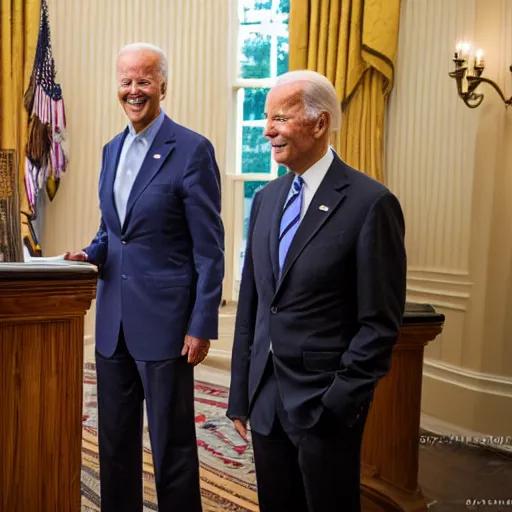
[122,274,127,280]
[270,306,278,314]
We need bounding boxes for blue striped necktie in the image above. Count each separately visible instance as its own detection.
[279,175,304,274]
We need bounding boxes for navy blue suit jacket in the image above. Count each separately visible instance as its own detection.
[227,154,406,429]
[85,115,224,361]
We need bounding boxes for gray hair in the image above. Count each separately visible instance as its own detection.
[118,42,168,81]
[275,70,341,132]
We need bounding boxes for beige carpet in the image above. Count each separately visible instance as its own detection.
[81,359,258,511]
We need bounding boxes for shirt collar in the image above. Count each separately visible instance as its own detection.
[127,108,165,147]
[299,147,334,189]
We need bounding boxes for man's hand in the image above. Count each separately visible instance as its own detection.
[233,419,248,442]
[64,251,88,261]
[181,335,210,365]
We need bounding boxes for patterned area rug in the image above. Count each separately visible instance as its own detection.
[81,362,258,511]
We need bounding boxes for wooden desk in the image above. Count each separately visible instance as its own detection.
[0,263,97,512]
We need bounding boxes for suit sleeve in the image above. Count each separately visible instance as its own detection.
[182,139,225,340]
[226,191,262,423]
[83,146,109,267]
[322,190,407,425]
[83,218,108,266]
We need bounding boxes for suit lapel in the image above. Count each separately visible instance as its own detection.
[269,172,294,284]
[102,131,127,235]
[122,116,176,232]
[276,156,350,293]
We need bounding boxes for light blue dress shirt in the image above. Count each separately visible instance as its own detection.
[113,109,165,225]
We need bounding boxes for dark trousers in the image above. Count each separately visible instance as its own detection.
[95,327,202,512]
[250,365,367,512]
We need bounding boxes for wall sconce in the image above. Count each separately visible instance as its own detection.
[449,42,512,109]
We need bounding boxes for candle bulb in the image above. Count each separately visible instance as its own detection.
[475,49,484,68]
[462,43,471,91]
[467,49,474,76]
[455,42,470,64]
[455,42,462,60]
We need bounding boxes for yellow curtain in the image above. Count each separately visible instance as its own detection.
[289,0,401,183]
[0,0,41,242]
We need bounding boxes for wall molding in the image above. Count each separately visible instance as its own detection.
[406,287,469,312]
[424,358,512,398]
[406,294,467,312]
[408,268,472,282]
[407,266,473,280]
[407,284,470,299]
[406,268,473,311]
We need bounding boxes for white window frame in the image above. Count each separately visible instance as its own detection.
[224,0,289,300]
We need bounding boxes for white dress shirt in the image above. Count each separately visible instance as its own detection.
[298,147,334,219]
[113,109,165,225]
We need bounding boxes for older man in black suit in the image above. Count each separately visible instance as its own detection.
[227,70,406,512]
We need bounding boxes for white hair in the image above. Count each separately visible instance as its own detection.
[118,42,168,81]
[275,70,341,132]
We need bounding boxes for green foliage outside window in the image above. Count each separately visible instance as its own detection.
[240,34,271,79]
[242,127,271,174]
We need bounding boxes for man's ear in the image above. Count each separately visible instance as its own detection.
[314,112,329,138]
[160,81,167,100]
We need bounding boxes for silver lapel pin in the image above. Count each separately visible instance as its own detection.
[153,154,162,159]
[319,205,329,212]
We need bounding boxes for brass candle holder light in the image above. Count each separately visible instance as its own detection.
[449,42,512,109]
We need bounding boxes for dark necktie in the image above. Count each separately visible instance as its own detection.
[278,175,304,274]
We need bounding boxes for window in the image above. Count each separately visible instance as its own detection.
[228,0,290,294]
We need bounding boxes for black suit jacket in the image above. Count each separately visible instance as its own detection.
[227,153,407,430]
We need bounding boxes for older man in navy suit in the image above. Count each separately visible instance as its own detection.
[227,70,406,512]
[66,43,224,512]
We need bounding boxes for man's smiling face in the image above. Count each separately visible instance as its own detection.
[263,82,323,174]
[117,50,166,133]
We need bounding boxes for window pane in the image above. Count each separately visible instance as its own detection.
[239,32,271,79]
[242,126,271,174]
[243,88,269,121]
[277,0,290,23]
[240,180,269,273]
[277,36,289,77]
[240,0,272,25]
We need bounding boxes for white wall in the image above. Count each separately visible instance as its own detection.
[387,0,512,435]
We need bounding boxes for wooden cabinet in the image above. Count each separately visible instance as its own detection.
[0,263,97,512]
[361,303,445,512]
